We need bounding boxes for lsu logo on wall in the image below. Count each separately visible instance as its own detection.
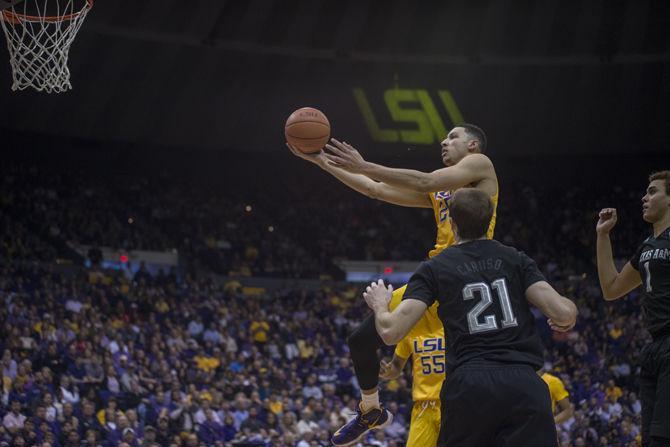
[353,88,464,145]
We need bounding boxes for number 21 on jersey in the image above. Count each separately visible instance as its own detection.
[463,278,518,334]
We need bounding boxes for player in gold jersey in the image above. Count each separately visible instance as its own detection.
[287,124,498,446]
[540,371,573,424]
[540,370,574,446]
[379,321,445,446]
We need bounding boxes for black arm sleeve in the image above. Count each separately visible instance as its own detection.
[518,251,547,290]
[404,261,439,308]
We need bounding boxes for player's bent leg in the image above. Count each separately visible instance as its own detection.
[406,401,441,447]
[334,284,422,446]
[346,284,408,391]
[347,313,385,391]
[335,310,395,446]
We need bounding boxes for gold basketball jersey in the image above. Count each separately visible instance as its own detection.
[428,187,499,258]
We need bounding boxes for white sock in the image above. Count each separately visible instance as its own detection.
[360,390,380,412]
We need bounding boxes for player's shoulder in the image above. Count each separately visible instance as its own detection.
[480,239,525,258]
[484,241,540,273]
[458,154,497,192]
[428,242,468,264]
[412,258,441,280]
[641,229,670,252]
[631,236,651,258]
[462,152,494,168]
[541,372,560,384]
[430,240,517,268]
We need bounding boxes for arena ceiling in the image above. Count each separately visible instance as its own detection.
[1,0,669,157]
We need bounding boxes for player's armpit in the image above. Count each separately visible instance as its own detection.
[525,281,577,327]
[600,262,642,301]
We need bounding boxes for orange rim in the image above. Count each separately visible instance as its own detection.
[1,0,93,24]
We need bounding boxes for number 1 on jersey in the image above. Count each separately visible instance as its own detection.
[463,278,518,334]
[643,261,652,292]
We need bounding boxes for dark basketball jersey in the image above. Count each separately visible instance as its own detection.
[405,239,546,373]
[630,226,670,339]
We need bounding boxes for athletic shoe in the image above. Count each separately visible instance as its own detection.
[331,403,393,446]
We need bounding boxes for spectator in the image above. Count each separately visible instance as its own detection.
[250,318,270,349]
[59,375,80,405]
[140,425,157,447]
[0,164,655,446]
[302,374,323,400]
[297,409,319,435]
[197,409,224,445]
[3,399,26,433]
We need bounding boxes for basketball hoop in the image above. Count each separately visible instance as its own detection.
[0,0,93,93]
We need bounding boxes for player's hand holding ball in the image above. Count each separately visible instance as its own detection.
[286,141,326,166]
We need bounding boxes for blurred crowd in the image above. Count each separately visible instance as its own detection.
[0,165,436,279]
[0,164,647,279]
[0,259,651,447]
[0,162,656,446]
[0,261,397,446]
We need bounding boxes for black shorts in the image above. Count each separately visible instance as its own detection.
[439,362,557,447]
[640,334,670,443]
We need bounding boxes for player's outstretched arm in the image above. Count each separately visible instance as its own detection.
[525,281,577,330]
[595,208,642,300]
[325,139,496,194]
[287,143,431,208]
[363,279,427,345]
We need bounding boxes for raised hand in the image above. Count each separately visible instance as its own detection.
[324,138,368,173]
[596,208,618,234]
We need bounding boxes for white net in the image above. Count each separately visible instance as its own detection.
[0,0,92,93]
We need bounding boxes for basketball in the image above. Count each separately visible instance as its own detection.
[284,107,330,154]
